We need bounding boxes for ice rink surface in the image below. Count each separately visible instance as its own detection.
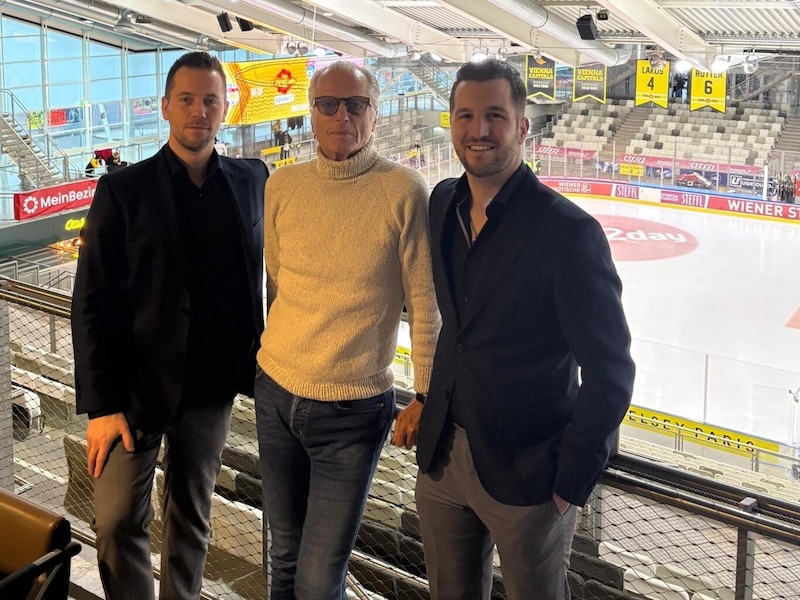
[571,196,800,445]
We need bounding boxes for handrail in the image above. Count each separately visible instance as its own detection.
[0,88,83,181]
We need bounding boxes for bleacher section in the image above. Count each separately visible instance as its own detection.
[541,99,635,153]
[539,99,789,167]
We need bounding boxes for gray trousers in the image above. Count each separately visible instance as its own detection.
[92,402,233,600]
[416,425,577,600]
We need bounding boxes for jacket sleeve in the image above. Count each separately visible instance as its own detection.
[552,217,635,506]
[71,177,134,416]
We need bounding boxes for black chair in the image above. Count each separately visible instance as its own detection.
[570,551,625,590]
[0,488,82,600]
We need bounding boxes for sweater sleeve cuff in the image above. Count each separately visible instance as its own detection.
[412,365,433,395]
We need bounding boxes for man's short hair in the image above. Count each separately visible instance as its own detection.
[165,51,226,98]
[308,61,379,113]
[450,59,526,116]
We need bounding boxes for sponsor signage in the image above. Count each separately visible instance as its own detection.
[573,65,607,104]
[620,163,645,176]
[690,68,727,113]
[626,406,779,454]
[615,154,760,175]
[537,179,800,223]
[439,111,450,128]
[13,179,98,221]
[221,56,364,126]
[635,59,669,108]
[535,145,597,159]
[525,55,556,101]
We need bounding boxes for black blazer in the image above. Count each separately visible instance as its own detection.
[71,146,267,432]
[416,165,635,507]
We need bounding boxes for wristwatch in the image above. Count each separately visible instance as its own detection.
[415,392,427,405]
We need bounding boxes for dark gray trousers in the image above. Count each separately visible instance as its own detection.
[92,402,232,600]
[416,425,577,600]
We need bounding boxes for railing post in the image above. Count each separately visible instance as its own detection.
[735,497,757,600]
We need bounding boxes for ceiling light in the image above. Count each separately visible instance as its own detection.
[743,54,759,74]
[711,55,731,74]
[428,52,442,62]
[495,47,508,61]
[313,47,327,57]
[285,41,297,55]
[297,43,309,56]
[674,60,691,73]
[647,51,665,70]
[471,47,489,62]
[407,47,422,61]
[533,48,543,61]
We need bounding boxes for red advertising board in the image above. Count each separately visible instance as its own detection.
[537,178,800,223]
[13,179,98,221]
[615,154,761,175]
[535,145,597,160]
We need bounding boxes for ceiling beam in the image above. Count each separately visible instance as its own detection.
[99,0,284,55]
[594,0,714,69]
[437,0,583,66]
[304,0,465,62]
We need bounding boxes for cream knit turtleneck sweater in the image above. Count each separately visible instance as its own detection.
[257,139,441,401]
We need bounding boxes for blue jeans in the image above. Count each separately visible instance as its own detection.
[254,369,396,600]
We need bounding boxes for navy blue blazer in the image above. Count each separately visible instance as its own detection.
[71,146,267,432]
[416,165,635,507]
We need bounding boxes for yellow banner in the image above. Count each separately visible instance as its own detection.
[273,156,296,169]
[635,59,669,108]
[625,406,779,455]
[690,68,727,113]
[620,163,645,176]
[439,111,450,128]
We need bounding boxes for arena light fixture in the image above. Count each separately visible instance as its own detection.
[427,52,442,62]
[711,55,731,73]
[495,46,508,61]
[743,54,759,74]
[533,48,543,61]
[407,47,422,61]
[471,47,489,62]
[648,51,666,70]
[285,41,297,55]
[297,42,310,56]
[674,60,691,73]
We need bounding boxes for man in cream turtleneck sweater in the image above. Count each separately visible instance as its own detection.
[254,60,440,599]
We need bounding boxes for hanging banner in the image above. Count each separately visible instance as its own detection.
[221,56,364,126]
[525,55,556,101]
[573,65,607,104]
[690,68,727,113]
[14,179,98,221]
[635,59,669,108]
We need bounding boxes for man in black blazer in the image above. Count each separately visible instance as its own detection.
[71,52,267,600]
[414,60,635,599]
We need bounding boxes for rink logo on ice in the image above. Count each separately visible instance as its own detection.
[595,215,698,261]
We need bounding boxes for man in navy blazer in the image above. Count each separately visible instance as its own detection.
[414,59,635,599]
[71,52,267,600]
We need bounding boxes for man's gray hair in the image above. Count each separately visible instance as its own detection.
[308,61,380,112]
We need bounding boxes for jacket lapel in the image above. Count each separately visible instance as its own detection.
[432,187,460,328]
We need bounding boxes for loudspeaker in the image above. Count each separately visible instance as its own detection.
[236,17,254,32]
[576,14,597,41]
[217,12,232,33]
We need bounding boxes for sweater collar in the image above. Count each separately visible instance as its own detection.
[315,136,379,181]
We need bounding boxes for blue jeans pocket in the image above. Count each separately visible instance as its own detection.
[332,392,388,413]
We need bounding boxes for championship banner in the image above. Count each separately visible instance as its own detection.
[690,68,726,113]
[221,57,364,126]
[635,59,669,108]
[573,65,607,104]
[525,55,556,101]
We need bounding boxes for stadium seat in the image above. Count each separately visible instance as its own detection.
[0,488,82,600]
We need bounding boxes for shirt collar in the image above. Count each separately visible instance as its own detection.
[163,143,223,179]
[453,162,528,216]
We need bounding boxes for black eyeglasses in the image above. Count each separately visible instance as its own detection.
[312,96,371,116]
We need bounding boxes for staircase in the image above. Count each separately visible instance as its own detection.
[406,56,453,108]
[602,106,653,161]
[771,116,800,170]
[0,89,71,190]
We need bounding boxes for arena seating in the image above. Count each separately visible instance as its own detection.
[541,99,635,152]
